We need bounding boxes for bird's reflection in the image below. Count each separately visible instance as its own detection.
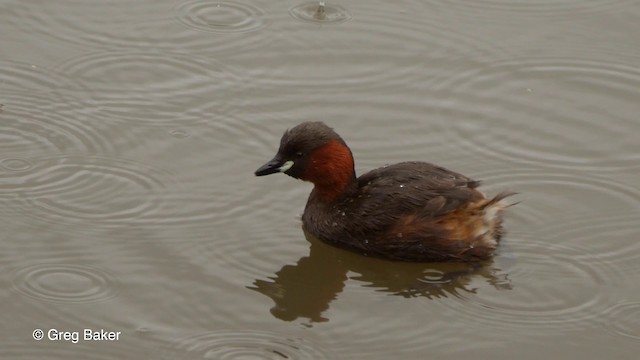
[249,229,512,323]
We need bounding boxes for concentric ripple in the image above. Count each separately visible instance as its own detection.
[289,2,352,24]
[0,90,122,154]
[0,158,33,172]
[0,61,141,155]
[471,169,640,224]
[443,235,620,333]
[4,0,274,54]
[54,51,241,126]
[435,58,640,172]
[11,263,117,303]
[603,302,640,341]
[0,61,111,153]
[547,213,640,273]
[161,330,332,359]
[175,0,269,33]
[243,2,514,92]
[1,155,174,228]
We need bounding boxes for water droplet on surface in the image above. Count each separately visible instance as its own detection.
[341,211,345,216]
[399,184,405,188]
[289,1,352,24]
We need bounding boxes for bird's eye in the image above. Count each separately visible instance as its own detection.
[296,152,304,157]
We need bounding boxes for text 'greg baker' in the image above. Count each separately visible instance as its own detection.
[45,328,121,343]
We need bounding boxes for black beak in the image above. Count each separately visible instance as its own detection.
[255,156,285,176]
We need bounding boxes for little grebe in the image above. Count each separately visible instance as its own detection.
[255,122,514,262]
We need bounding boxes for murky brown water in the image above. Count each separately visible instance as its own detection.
[1,0,639,358]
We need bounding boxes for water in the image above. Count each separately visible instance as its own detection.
[289,1,352,24]
[1,0,639,359]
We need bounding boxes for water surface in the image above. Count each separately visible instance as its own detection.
[1,0,639,359]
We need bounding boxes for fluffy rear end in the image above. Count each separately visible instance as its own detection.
[476,191,517,247]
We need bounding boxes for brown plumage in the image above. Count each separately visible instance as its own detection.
[255,122,515,262]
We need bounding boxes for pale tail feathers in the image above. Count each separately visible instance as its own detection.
[476,191,518,247]
[481,191,519,210]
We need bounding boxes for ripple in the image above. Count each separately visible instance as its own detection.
[152,187,308,280]
[54,51,242,126]
[435,58,640,172]
[0,91,121,154]
[175,0,269,33]
[435,0,635,17]
[243,88,477,168]
[1,155,173,229]
[603,302,640,341]
[289,2,352,24]
[11,263,117,303]
[242,49,423,92]
[5,0,274,54]
[68,117,294,242]
[444,236,620,332]
[547,213,640,273]
[0,336,147,360]
[0,158,33,172]
[135,191,231,235]
[243,2,514,92]
[1,345,133,360]
[0,60,79,92]
[0,62,109,153]
[161,330,332,359]
[90,243,250,330]
[169,129,192,138]
[472,169,640,228]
